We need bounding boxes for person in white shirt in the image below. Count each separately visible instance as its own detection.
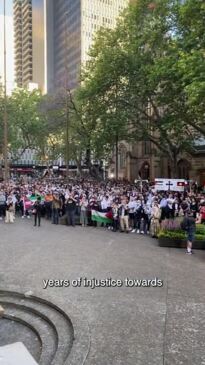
[101,196,110,211]
[119,198,130,233]
[5,196,15,224]
[80,195,88,226]
[160,195,168,220]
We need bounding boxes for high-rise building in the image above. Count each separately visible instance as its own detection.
[53,0,129,90]
[13,0,32,88]
[13,0,129,93]
[13,0,52,93]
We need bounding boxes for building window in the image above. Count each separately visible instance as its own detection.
[119,146,127,169]
[143,140,151,155]
[139,162,150,180]
[177,159,190,180]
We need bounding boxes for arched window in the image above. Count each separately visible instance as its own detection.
[177,159,191,180]
[139,162,150,180]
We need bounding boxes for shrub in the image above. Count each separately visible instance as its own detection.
[158,220,205,240]
[196,224,205,235]
[158,230,186,240]
[158,229,205,241]
[195,234,205,241]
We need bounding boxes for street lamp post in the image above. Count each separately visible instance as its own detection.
[115,133,119,180]
[64,11,69,182]
[65,87,69,182]
[3,0,9,181]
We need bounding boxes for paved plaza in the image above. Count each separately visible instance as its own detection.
[0,218,205,365]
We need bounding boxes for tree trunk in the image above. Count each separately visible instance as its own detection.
[76,161,82,176]
[115,134,119,180]
[170,152,178,178]
[85,148,92,175]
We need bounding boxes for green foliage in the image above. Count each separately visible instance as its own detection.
[0,88,49,161]
[8,88,46,158]
[196,224,205,236]
[158,230,186,239]
[158,223,205,240]
[76,0,205,172]
[2,0,204,172]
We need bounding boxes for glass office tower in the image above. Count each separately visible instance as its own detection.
[53,0,81,90]
[53,0,129,90]
[14,0,129,93]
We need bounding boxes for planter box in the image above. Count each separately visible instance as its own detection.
[158,237,205,250]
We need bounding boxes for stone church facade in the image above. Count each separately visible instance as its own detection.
[108,141,205,186]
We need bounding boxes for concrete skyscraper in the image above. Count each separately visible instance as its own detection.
[13,0,33,88]
[53,0,129,90]
[13,0,53,93]
[13,0,129,93]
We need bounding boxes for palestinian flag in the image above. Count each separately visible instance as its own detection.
[29,194,44,202]
[91,210,113,224]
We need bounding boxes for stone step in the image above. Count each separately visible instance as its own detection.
[2,303,57,365]
[0,290,90,365]
[0,294,74,365]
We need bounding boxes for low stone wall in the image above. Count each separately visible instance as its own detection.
[158,238,205,250]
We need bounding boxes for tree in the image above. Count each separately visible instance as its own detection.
[6,88,47,160]
[175,0,205,135]
[0,80,4,157]
[77,0,204,177]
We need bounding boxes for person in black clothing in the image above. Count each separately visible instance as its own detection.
[181,210,196,255]
[59,193,66,216]
[33,197,42,227]
[190,197,198,219]
[66,194,77,227]
[0,190,6,220]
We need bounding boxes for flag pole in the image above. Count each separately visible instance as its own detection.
[3,0,9,181]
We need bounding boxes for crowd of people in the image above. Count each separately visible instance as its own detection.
[0,179,205,236]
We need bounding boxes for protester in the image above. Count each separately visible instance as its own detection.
[199,202,205,223]
[0,179,204,249]
[150,201,161,238]
[112,202,119,232]
[119,197,130,233]
[65,193,77,227]
[33,197,42,227]
[5,196,15,223]
[52,193,61,224]
[80,195,88,226]
[128,196,136,230]
[0,189,6,220]
[181,210,196,255]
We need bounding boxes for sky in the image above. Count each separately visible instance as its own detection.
[0,0,14,94]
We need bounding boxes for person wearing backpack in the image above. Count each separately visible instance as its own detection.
[181,210,196,255]
[0,190,6,220]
